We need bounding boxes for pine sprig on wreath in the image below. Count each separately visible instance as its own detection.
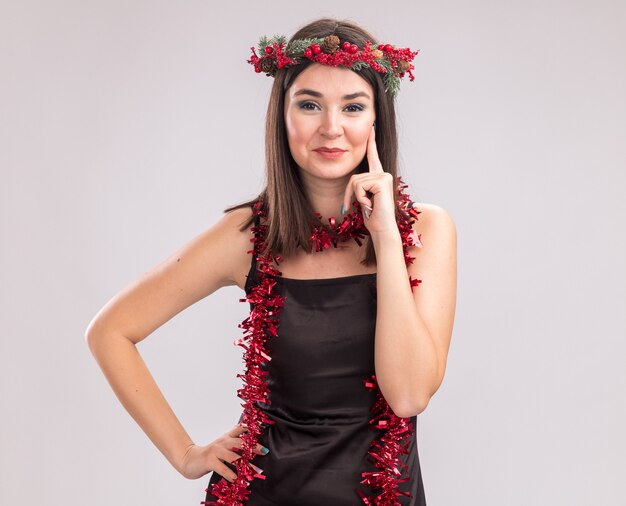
[285,37,324,58]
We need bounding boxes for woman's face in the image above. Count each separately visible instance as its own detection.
[284,63,376,181]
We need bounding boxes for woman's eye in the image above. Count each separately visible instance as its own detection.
[345,104,364,113]
[297,102,364,112]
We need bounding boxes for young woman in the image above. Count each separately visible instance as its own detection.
[86,17,456,506]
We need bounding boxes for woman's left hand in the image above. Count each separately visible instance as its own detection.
[341,124,399,238]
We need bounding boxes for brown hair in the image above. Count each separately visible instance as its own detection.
[224,17,406,267]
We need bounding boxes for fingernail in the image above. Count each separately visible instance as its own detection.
[261,446,270,454]
[251,463,264,474]
[363,204,373,211]
[340,203,345,216]
[364,209,370,220]
[373,122,376,132]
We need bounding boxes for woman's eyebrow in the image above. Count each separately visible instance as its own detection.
[293,89,371,100]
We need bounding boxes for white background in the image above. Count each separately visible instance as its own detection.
[1,1,624,504]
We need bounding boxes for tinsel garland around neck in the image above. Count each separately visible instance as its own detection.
[202,177,422,505]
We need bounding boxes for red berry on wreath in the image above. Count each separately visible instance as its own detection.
[265,46,274,54]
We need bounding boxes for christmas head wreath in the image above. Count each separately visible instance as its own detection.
[247,34,419,99]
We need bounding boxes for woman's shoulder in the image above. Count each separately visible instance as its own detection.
[218,205,258,290]
[413,202,456,239]
[411,202,456,232]
[409,202,457,256]
[222,204,256,229]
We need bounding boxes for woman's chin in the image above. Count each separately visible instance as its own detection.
[301,164,359,180]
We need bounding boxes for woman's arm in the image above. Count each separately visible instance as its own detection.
[85,207,254,475]
[372,203,457,418]
[86,329,196,473]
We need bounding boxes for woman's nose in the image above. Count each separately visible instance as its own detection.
[319,111,343,137]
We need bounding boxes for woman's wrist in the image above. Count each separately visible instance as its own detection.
[371,229,402,249]
[176,442,198,476]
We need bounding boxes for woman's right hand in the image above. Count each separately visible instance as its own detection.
[178,423,267,481]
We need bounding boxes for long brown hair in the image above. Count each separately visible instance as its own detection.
[224,17,406,267]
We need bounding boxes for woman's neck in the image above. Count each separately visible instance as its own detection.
[301,173,353,220]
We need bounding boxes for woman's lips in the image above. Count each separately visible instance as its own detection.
[314,149,346,159]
